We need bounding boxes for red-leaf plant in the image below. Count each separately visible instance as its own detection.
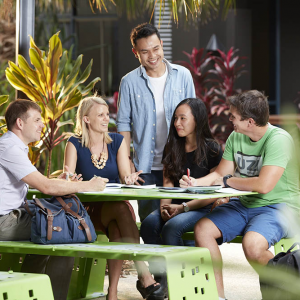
[177,47,247,147]
[208,47,247,146]
[176,47,214,106]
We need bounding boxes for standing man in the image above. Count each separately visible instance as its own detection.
[117,23,196,221]
[0,99,107,300]
[180,90,300,300]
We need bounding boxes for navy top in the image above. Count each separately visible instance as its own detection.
[68,133,124,183]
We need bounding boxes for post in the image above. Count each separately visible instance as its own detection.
[16,0,35,98]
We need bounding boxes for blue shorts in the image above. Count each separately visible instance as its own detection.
[205,199,293,248]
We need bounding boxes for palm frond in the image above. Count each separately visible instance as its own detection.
[0,0,236,25]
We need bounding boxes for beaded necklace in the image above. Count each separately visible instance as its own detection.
[90,136,107,169]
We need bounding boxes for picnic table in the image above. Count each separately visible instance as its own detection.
[0,188,258,300]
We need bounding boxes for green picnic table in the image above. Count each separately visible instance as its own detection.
[27,187,257,202]
[0,188,258,300]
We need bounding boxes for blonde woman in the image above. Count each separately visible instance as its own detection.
[64,96,164,300]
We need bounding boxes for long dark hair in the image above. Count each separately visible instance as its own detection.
[162,98,219,183]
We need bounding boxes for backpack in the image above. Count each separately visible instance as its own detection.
[260,242,300,300]
[25,194,97,244]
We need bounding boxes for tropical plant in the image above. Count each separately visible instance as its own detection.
[1,0,236,25]
[176,48,212,100]
[209,47,247,145]
[0,95,9,136]
[5,32,100,177]
[177,46,247,146]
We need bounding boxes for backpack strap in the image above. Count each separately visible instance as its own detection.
[46,208,54,241]
[56,196,93,241]
[287,243,300,253]
[24,199,34,216]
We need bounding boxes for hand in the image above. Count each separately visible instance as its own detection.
[179,175,196,188]
[59,165,83,182]
[124,170,144,185]
[89,176,109,191]
[160,204,183,221]
[210,197,229,211]
[212,177,224,187]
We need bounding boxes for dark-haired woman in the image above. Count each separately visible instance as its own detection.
[140,98,223,291]
[140,98,223,294]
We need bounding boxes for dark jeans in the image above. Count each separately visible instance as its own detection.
[138,170,163,221]
[0,208,74,300]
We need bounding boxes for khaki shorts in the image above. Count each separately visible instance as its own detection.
[0,208,31,241]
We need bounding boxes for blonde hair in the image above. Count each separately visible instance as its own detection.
[75,96,113,147]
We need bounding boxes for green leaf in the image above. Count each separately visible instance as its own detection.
[6,68,32,91]
[58,55,83,100]
[29,35,43,57]
[56,50,68,85]
[47,32,62,90]
[0,95,9,106]
[61,88,82,114]
[45,98,58,121]
[18,55,46,96]
[29,48,48,96]
[56,119,74,129]
[60,59,94,100]
[81,77,101,96]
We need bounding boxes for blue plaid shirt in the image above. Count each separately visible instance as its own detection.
[117,59,196,173]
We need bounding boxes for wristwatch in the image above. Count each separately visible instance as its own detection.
[182,202,190,212]
[223,174,233,188]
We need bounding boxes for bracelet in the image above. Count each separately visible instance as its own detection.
[223,174,233,188]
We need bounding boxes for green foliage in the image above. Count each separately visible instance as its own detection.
[89,0,236,25]
[0,62,14,114]
[0,95,9,136]
[5,32,100,177]
[1,0,236,25]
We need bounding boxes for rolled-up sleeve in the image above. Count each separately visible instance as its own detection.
[117,78,132,132]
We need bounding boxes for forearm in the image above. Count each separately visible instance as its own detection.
[226,176,265,193]
[37,179,93,195]
[195,171,221,186]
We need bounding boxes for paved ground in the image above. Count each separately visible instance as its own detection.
[95,200,268,300]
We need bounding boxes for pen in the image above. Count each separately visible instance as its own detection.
[187,168,190,185]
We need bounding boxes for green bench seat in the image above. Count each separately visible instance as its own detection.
[0,240,218,300]
[0,270,54,300]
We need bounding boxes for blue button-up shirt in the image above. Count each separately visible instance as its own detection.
[117,59,196,173]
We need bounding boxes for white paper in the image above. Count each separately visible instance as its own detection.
[215,188,251,194]
[122,184,156,189]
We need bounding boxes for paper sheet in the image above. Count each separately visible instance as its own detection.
[215,188,251,194]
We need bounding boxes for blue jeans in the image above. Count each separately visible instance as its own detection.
[138,170,163,221]
[141,204,213,274]
[141,204,213,246]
